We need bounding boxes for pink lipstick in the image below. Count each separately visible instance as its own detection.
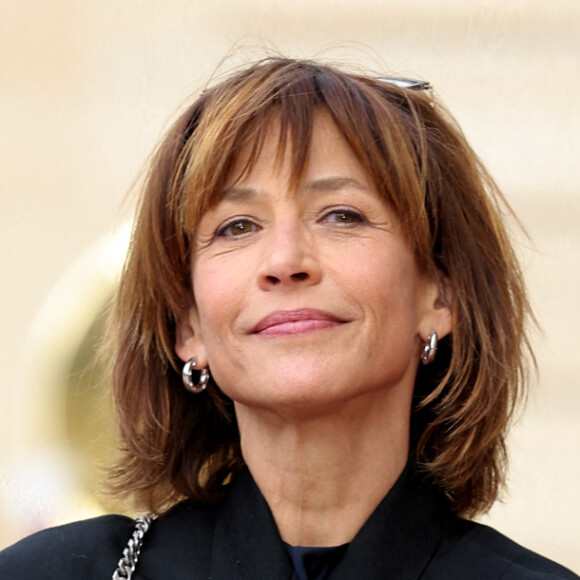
[252,309,345,336]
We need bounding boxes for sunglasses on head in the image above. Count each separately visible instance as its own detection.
[375,77,431,91]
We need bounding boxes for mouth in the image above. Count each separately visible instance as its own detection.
[252,308,347,336]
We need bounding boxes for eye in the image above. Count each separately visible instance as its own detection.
[216,217,260,238]
[320,208,366,226]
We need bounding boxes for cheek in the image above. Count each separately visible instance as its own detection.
[194,257,233,305]
[339,248,425,334]
[192,260,251,348]
[337,245,420,299]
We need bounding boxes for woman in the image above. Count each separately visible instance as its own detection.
[0,57,577,579]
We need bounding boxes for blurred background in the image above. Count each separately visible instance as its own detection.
[0,0,578,572]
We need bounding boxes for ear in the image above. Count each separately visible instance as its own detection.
[419,276,453,342]
[175,306,208,366]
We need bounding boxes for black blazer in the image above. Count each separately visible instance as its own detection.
[0,464,577,579]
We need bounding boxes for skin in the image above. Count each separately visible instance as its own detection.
[176,111,452,546]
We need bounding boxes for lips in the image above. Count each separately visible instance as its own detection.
[252,308,346,336]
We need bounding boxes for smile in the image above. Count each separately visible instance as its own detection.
[252,309,346,336]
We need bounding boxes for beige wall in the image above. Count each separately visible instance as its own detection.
[1,0,579,572]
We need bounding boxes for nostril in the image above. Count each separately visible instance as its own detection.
[291,272,308,281]
[266,275,280,284]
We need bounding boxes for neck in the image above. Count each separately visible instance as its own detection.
[235,389,412,547]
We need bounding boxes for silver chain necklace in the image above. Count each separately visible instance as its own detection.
[112,515,153,580]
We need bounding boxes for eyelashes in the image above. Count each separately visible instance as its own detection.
[215,217,261,238]
[320,207,366,226]
[213,206,368,240]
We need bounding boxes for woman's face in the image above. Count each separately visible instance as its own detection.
[176,112,451,418]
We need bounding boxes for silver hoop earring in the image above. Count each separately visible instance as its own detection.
[421,330,438,365]
[182,358,210,394]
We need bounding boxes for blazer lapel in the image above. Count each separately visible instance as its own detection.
[211,469,295,580]
[329,463,449,580]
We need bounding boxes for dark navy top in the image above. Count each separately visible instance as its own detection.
[287,544,349,580]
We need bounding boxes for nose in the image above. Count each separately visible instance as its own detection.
[258,221,322,290]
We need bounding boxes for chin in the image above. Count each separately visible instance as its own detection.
[231,374,375,420]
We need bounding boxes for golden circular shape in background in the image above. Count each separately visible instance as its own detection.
[1,224,132,540]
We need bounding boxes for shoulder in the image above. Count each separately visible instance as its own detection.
[137,499,222,578]
[0,514,135,579]
[0,500,225,580]
[427,518,579,580]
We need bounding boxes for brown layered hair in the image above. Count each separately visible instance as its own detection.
[107,57,533,517]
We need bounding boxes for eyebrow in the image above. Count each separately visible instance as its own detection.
[221,186,258,203]
[302,176,372,194]
[223,176,372,201]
